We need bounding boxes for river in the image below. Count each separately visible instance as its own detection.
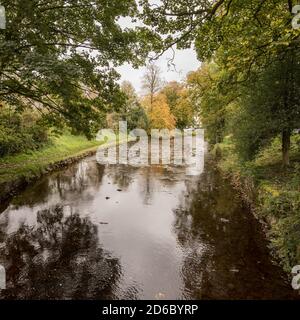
[0,140,296,299]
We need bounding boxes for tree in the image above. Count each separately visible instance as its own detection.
[172,89,195,129]
[231,51,300,166]
[142,63,164,110]
[161,81,183,111]
[187,62,238,144]
[140,0,299,74]
[161,81,195,129]
[120,81,149,130]
[0,0,153,138]
[140,0,300,165]
[121,81,139,114]
[141,93,175,130]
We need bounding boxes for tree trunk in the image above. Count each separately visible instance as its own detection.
[282,129,291,167]
[150,93,154,112]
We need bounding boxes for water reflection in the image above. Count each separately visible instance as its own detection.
[175,164,295,299]
[106,164,137,191]
[0,144,298,299]
[0,205,120,299]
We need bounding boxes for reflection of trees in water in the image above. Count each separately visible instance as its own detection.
[138,166,181,205]
[139,167,155,205]
[104,138,186,205]
[47,161,105,202]
[105,164,155,205]
[5,178,53,210]
[105,163,181,206]
[106,164,137,190]
[60,161,105,195]
[174,164,294,299]
[9,160,105,208]
[0,205,120,299]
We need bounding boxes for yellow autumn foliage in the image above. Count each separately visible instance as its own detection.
[142,94,176,130]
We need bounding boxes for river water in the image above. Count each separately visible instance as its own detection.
[0,140,297,299]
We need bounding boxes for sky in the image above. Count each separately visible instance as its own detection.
[115,2,201,94]
[116,48,200,94]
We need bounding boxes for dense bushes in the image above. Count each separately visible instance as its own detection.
[259,186,300,272]
[259,167,300,272]
[0,108,49,157]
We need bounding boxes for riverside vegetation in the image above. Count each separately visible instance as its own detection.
[213,134,300,273]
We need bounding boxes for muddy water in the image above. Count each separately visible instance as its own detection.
[0,143,297,299]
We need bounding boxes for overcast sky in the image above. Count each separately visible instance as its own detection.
[116,48,200,94]
[115,3,201,94]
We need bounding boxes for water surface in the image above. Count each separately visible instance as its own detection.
[0,144,296,299]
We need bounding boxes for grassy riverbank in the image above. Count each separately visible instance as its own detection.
[213,135,300,273]
[0,132,119,186]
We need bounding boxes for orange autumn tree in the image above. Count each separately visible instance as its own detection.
[141,94,175,130]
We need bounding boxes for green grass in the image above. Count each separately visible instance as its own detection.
[0,132,123,184]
